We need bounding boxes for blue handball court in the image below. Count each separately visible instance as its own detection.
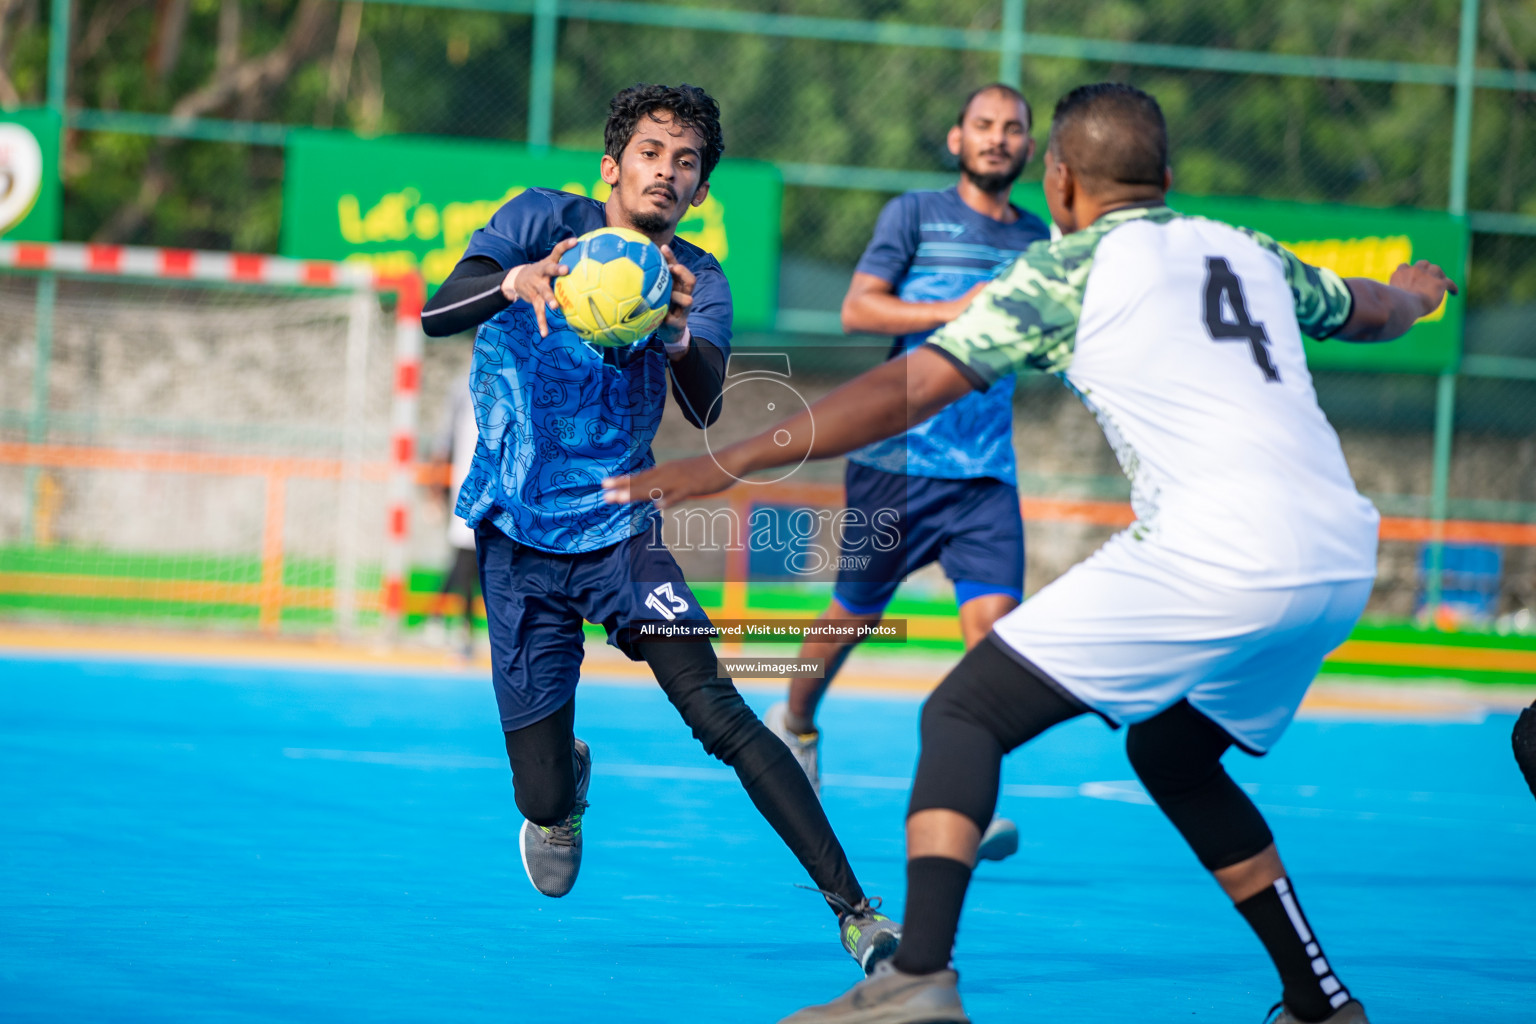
[2,646,1533,1023]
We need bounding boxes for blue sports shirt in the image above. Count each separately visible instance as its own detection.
[848,186,1049,484]
[454,187,733,553]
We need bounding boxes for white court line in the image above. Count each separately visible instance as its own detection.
[280,748,1536,836]
[283,748,501,769]
[281,749,1077,798]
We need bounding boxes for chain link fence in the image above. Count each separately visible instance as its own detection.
[0,0,1532,626]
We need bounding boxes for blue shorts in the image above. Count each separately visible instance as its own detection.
[833,462,1025,617]
[476,521,712,731]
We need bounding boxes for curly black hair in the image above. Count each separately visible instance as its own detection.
[604,83,725,182]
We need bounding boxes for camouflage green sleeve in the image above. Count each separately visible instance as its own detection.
[1242,226,1355,338]
[924,239,1085,389]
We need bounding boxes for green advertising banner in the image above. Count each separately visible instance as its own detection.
[0,108,61,241]
[1176,194,1467,374]
[282,131,782,330]
[1013,185,1467,373]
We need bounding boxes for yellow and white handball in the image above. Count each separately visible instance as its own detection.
[552,227,673,347]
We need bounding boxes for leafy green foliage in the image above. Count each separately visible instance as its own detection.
[0,0,1531,301]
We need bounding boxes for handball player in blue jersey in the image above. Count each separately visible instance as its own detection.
[418,83,898,971]
[766,85,1048,862]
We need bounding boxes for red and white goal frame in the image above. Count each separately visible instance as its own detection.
[0,240,427,640]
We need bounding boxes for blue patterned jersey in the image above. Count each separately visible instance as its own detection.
[848,187,1049,484]
[453,188,733,553]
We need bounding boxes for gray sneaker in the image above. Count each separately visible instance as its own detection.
[766,701,821,796]
[777,960,970,1024]
[976,816,1019,862]
[1267,1000,1370,1024]
[826,893,901,975]
[518,737,590,898]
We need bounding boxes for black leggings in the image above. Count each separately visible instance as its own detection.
[910,634,1273,872]
[504,696,580,825]
[503,638,866,911]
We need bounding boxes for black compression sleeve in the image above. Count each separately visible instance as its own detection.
[908,636,1087,830]
[421,255,512,337]
[1126,700,1273,871]
[666,337,726,428]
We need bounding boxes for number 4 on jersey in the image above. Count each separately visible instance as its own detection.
[1202,257,1280,383]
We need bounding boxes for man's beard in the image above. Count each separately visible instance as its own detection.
[630,208,671,233]
[627,183,683,234]
[961,149,1027,194]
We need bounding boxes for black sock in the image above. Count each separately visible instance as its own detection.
[892,856,972,975]
[1236,878,1351,1022]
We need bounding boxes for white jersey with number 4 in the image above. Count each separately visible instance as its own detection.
[928,203,1379,590]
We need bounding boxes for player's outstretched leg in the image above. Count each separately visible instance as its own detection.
[640,638,899,973]
[768,590,1023,863]
[958,596,1024,864]
[504,697,592,898]
[1514,700,1536,800]
[1127,701,1369,1024]
[780,637,1086,1023]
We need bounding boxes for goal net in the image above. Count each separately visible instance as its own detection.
[0,250,415,638]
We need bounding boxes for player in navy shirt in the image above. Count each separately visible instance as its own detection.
[419,84,898,971]
[764,85,1049,862]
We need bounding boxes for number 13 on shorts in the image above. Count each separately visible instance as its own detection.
[644,582,691,621]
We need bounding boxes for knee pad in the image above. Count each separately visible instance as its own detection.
[1514,704,1536,799]
[918,679,971,739]
[910,637,1087,832]
[1126,703,1273,871]
[912,688,1003,833]
[917,646,1008,742]
[923,635,1086,749]
[1126,726,1225,799]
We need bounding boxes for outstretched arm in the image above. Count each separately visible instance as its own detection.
[602,346,975,508]
[1334,260,1457,342]
[842,194,984,336]
[842,271,984,336]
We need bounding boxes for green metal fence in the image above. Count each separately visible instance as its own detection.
[8,0,1536,621]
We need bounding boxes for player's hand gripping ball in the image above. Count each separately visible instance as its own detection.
[552,227,672,347]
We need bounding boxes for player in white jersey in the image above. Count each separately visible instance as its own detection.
[604,83,1457,1024]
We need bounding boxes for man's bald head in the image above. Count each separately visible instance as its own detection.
[1047,83,1167,196]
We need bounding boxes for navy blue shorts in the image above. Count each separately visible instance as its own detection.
[476,520,712,731]
[832,462,1025,617]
